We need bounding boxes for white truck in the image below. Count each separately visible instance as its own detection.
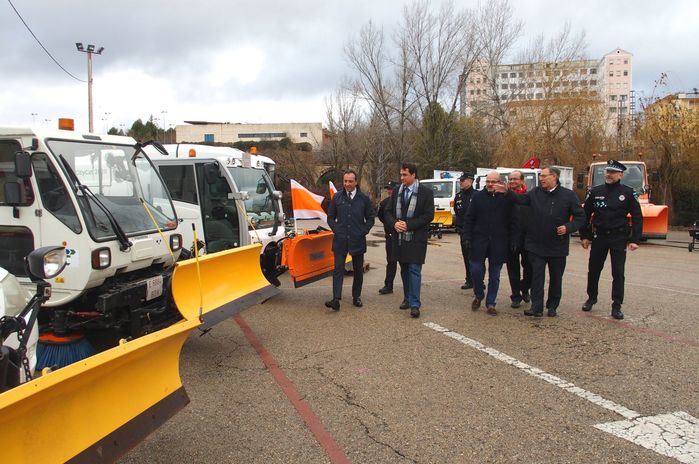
[148,143,288,285]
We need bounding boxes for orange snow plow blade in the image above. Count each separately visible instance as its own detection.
[172,243,279,328]
[282,230,338,287]
[640,203,668,240]
[0,317,198,464]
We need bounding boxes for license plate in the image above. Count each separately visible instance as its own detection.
[145,275,163,301]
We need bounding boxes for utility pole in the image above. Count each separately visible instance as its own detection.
[31,113,38,124]
[76,43,104,133]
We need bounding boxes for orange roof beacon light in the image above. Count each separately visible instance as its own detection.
[58,118,75,131]
[188,148,197,157]
[250,146,257,154]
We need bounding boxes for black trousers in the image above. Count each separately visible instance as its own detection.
[586,234,627,305]
[459,235,473,283]
[333,251,364,300]
[506,248,531,302]
[529,252,567,312]
[384,236,397,288]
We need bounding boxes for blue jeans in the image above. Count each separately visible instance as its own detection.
[400,263,422,309]
[469,259,503,307]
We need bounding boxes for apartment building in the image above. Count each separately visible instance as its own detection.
[176,121,324,149]
[461,48,633,132]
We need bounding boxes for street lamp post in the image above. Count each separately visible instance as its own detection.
[31,113,38,124]
[76,43,104,133]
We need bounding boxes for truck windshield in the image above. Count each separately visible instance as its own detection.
[427,181,453,199]
[227,167,277,229]
[590,163,646,194]
[46,140,177,240]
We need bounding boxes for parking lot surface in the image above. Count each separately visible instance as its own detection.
[122,227,699,463]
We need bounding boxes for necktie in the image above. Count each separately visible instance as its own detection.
[403,188,410,205]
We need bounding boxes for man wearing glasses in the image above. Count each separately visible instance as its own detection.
[494,167,585,317]
[505,171,532,308]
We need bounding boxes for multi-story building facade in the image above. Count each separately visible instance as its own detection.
[176,121,324,149]
[461,48,633,134]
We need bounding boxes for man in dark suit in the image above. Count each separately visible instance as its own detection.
[496,166,585,317]
[385,163,435,318]
[325,170,375,311]
[377,181,399,295]
[462,171,518,315]
[505,170,532,308]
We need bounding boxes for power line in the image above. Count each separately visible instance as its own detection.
[6,0,86,82]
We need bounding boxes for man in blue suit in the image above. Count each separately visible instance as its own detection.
[325,170,375,311]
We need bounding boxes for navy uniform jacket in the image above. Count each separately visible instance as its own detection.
[580,181,643,244]
[462,189,518,264]
[327,189,375,255]
[508,185,585,257]
[454,187,475,234]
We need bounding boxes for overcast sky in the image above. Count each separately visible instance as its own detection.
[1,0,696,133]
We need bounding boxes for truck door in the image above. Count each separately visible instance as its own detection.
[157,163,203,255]
[0,141,37,277]
[195,162,242,253]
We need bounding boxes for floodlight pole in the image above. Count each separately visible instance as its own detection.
[76,43,104,133]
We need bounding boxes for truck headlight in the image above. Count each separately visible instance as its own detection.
[91,247,111,270]
[170,234,183,252]
[27,246,67,280]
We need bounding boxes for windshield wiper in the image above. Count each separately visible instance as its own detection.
[58,154,132,251]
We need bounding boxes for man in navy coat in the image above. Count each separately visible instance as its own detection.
[325,170,375,311]
[462,171,518,315]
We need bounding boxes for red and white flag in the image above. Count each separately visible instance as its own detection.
[522,157,540,169]
[290,179,327,222]
[329,180,338,198]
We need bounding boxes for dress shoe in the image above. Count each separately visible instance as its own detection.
[353,297,363,308]
[410,307,420,318]
[581,298,597,312]
[378,286,393,295]
[471,297,482,311]
[461,281,473,290]
[522,290,530,303]
[524,309,543,317]
[510,300,522,309]
[324,299,340,311]
[611,305,624,320]
[547,308,557,317]
[399,300,410,310]
[486,306,497,316]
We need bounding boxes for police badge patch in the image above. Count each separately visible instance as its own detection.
[619,195,625,201]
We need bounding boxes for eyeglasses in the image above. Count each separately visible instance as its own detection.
[485,180,498,184]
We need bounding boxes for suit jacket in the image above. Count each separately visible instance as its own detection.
[327,188,375,255]
[384,183,435,264]
[463,189,518,264]
[377,196,393,237]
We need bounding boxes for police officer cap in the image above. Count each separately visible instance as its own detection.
[384,180,399,189]
[459,172,475,181]
[605,159,627,172]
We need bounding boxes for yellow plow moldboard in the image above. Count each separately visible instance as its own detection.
[172,243,279,328]
[0,318,199,464]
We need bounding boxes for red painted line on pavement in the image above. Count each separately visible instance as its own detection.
[576,312,699,348]
[233,314,351,464]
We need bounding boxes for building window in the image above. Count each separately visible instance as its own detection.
[623,59,628,64]
[610,95,617,101]
[238,132,287,139]
[616,71,621,77]
[536,93,543,99]
[579,68,587,75]
[536,82,543,88]
[623,70,628,76]
[609,72,614,77]
[470,90,475,95]
[609,107,617,113]
[204,133,215,143]
[501,84,508,90]
[590,79,597,85]
[510,84,517,89]
[590,68,597,74]
[476,89,481,95]
[501,94,508,100]
[620,94,627,101]
[501,73,508,79]
[527,82,534,88]
[518,83,525,88]
[300,132,308,137]
[518,72,524,77]
[510,72,516,78]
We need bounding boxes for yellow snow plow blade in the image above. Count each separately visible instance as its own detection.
[171,243,279,328]
[640,203,668,240]
[432,210,453,227]
[0,317,198,464]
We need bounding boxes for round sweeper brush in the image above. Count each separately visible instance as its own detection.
[36,332,95,370]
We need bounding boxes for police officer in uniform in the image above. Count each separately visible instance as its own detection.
[580,160,643,320]
[377,181,399,294]
[454,172,476,289]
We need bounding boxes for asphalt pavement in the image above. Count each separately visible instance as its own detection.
[121,226,699,464]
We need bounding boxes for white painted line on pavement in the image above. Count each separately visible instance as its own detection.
[595,412,699,464]
[425,322,699,463]
[423,322,641,419]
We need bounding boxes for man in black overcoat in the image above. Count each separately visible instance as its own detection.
[377,181,399,295]
[384,163,435,318]
[325,170,375,311]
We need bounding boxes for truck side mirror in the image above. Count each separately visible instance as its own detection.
[203,162,220,184]
[272,190,282,200]
[256,180,267,195]
[15,151,32,178]
[651,171,660,182]
[4,182,22,205]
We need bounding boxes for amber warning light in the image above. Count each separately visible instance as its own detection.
[58,118,75,131]
[188,148,197,157]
